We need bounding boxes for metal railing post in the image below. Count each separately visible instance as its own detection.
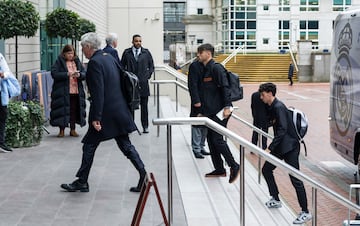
[312,187,317,226]
[153,71,156,105]
[240,145,245,226]
[167,124,173,225]
[175,78,178,112]
[157,83,160,137]
[257,133,262,184]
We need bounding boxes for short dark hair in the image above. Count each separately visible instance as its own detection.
[197,43,214,56]
[259,82,277,96]
[132,34,141,41]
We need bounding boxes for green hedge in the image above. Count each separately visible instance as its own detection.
[5,101,44,147]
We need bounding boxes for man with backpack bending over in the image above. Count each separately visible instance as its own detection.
[259,82,312,224]
[196,43,240,184]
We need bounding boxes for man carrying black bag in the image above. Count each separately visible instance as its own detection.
[60,32,146,193]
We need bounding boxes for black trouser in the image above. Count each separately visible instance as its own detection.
[289,76,293,85]
[207,115,238,170]
[262,149,308,212]
[76,134,145,183]
[140,96,149,129]
[0,97,7,145]
[251,121,268,150]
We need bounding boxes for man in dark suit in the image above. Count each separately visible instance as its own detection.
[61,32,146,193]
[103,33,121,65]
[121,34,154,133]
[251,91,269,150]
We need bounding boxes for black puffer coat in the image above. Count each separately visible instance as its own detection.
[50,55,86,128]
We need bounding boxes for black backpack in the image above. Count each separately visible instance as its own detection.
[121,70,140,111]
[116,63,141,111]
[288,106,308,156]
[214,63,243,101]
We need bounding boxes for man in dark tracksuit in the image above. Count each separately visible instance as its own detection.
[121,34,154,133]
[259,82,312,224]
[196,43,240,184]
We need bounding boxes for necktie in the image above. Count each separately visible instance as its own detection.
[135,49,139,61]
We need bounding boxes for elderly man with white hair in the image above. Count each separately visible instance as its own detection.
[61,32,147,193]
[103,32,121,65]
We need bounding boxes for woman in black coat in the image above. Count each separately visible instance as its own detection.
[50,44,86,137]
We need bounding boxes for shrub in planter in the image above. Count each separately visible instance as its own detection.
[5,101,44,147]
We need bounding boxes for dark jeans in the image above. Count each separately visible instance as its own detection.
[76,134,145,183]
[207,115,238,170]
[0,97,7,144]
[262,149,308,212]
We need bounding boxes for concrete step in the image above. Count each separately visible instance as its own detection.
[158,96,297,225]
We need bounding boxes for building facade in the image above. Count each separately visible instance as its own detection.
[1,0,163,77]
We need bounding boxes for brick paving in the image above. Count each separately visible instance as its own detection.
[229,82,357,226]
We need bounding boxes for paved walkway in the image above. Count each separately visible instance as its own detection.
[0,102,186,226]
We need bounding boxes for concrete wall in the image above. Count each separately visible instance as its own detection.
[108,0,163,65]
[312,53,331,82]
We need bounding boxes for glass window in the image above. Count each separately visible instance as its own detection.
[236,31,245,39]
[197,8,203,15]
[300,31,306,40]
[300,21,306,29]
[283,21,289,29]
[263,5,269,10]
[236,12,245,19]
[247,31,256,39]
[263,38,269,44]
[247,12,256,19]
[308,31,318,40]
[308,21,318,29]
[197,39,204,44]
[236,21,245,29]
[247,21,256,29]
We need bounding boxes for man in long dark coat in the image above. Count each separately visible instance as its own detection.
[61,32,146,193]
[121,34,154,133]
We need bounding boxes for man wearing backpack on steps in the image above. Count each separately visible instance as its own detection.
[258,82,312,224]
[196,43,240,184]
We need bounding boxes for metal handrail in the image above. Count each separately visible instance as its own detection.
[287,43,299,72]
[152,117,360,226]
[179,57,198,68]
[150,80,188,137]
[221,45,245,66]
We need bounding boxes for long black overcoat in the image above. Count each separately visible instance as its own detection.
[50,55,86,128]
[82,50,137,144]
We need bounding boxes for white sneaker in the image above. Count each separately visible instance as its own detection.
[265,198,282,208]
[293,211,312,224]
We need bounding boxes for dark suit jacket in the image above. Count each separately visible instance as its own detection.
[82,50,137,144]
[268,98,299,155]
[188,60,204,117]
[251,91,269,129]
[103,45,121,65]
[121,47,154,97]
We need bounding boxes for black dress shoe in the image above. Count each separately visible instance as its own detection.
[229,164,240,183]
[193,152,204,159]
[130,170,147,192]
[0,143,12,153]
[205,169,226,177]
[201,150,210,155]
[143,128,149,133]
[61,179,89,192]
